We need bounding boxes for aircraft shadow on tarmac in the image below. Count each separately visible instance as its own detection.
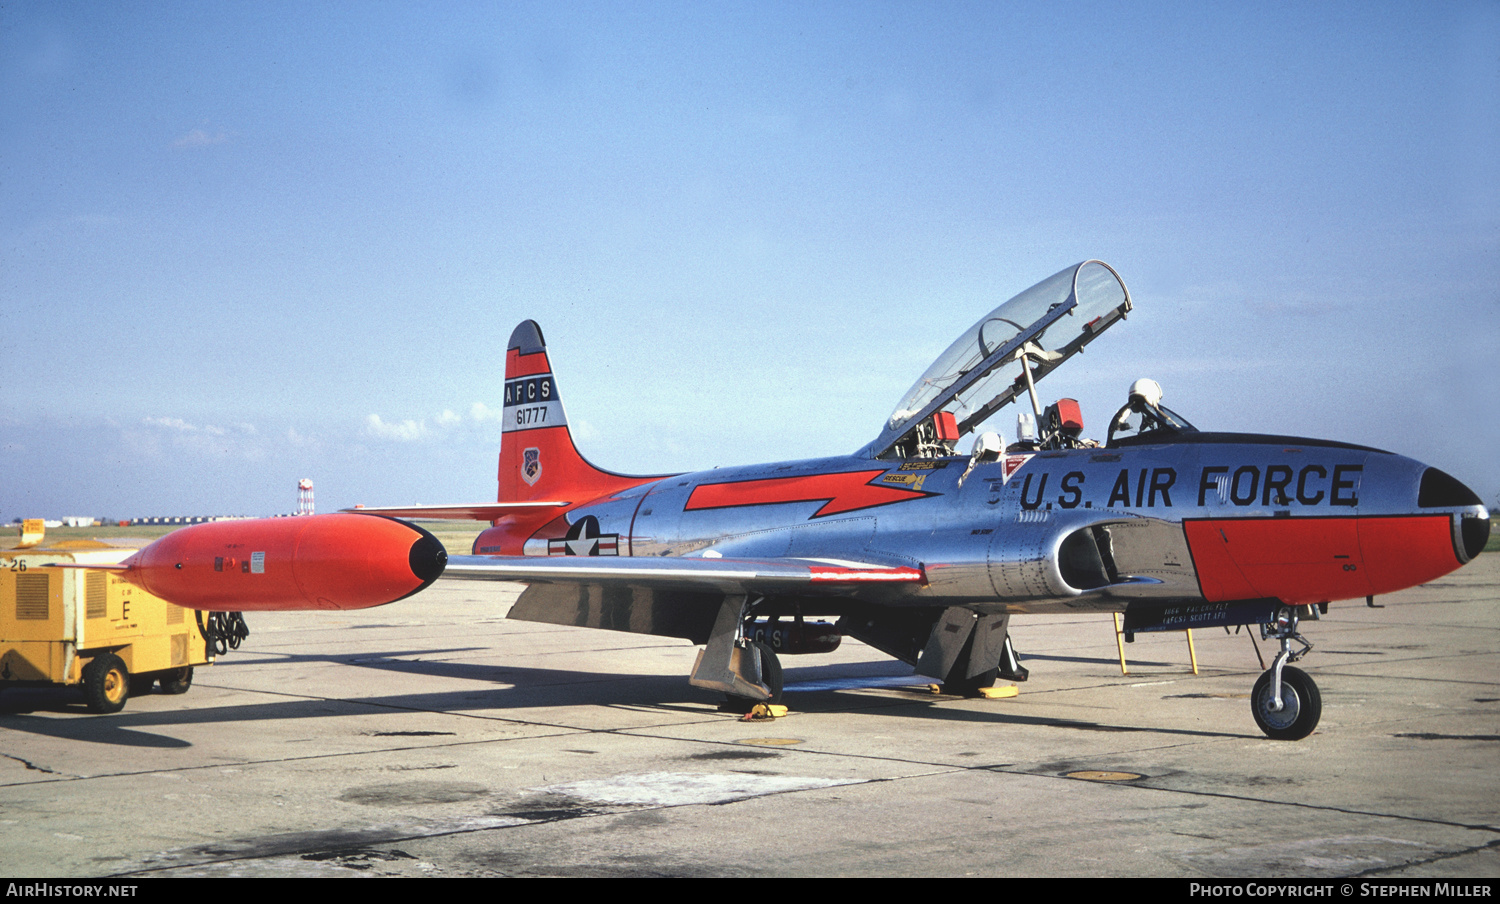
[0,644,1253,750]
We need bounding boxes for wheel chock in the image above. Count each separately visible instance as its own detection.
[976,685,1019,699]
[739,704,788,721]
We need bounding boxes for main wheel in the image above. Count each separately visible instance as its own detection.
[942,628,999,696]
[945,666,999,697]
[158,666,194,695]
[1251,665,1321,740]
[82,653,130,714]
[724,642,783,712]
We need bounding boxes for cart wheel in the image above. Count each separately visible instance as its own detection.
[158,666,194,695]
[82,653,130,714]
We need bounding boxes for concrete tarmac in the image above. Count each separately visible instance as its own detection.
[2,556,1496,878]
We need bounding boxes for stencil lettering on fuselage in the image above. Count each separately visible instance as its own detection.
[1013,463,1363,511]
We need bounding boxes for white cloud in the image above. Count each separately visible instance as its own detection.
[285,426,318,449]
[364,414,427,441]
[365,403,511,443]
[470,401,504,422]
[143,415,195,432]
[134,415,262,460]
[143,416,249,436]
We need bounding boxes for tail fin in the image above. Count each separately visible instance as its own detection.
[499,320,651,506]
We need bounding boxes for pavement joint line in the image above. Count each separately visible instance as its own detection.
[986,763,1500,837]
[0,734,580,789]
[0,751,69,776]
[1350,835,1500,878]
[102,753,1500,878]
[20,708,1500,876]
[1303,670,1500,688]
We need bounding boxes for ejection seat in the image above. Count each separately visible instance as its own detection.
[1042,398,1087,449]
[1006,398,1091,453]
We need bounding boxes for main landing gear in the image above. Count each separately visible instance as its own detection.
[724,641,783,713]
[1250,606,1322,741]
[688,593,787,712]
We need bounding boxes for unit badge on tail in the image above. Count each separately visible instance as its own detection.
[521,447,542,486]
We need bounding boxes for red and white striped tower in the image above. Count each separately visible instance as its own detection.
[298,478,314,516]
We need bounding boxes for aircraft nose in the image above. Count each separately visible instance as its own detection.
[1418,467,1489,562]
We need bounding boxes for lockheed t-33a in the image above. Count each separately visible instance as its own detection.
[111,260,1490,740]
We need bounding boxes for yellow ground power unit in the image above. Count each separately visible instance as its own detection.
[1,541,217,713]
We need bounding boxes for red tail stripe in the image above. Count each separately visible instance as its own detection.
[505,348,552,378]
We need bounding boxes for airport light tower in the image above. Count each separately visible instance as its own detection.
[298,478,314,516]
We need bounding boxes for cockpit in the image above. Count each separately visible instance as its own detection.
[1104,377,1198,447]
[865,260,1150,461]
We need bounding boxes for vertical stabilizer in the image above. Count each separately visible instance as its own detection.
[498,320,655,509]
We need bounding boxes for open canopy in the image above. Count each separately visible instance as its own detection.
[866,260,1132,459]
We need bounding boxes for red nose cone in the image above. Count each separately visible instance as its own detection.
[124,514,446,610]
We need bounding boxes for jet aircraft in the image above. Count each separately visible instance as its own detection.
[113,260,1490,740]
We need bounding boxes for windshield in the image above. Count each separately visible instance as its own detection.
[872,261,1130,457]
[1107,403,1198,446]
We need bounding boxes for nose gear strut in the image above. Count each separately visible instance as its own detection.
[1250,606,1322,740]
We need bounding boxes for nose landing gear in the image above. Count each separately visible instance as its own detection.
[1251,606,1322,740]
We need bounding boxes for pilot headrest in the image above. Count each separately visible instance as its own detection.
[1128,378,1163,408]
[1048,398,1083,436]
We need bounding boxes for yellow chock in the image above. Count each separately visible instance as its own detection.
[926,684,943,694]
[740,704,788,721]
[976,685,1019,699]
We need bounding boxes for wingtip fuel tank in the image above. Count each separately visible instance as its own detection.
[120,513,447,611]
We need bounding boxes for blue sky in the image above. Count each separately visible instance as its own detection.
[3,1,1497,518]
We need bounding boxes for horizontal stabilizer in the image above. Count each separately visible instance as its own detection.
[342,502,569,521]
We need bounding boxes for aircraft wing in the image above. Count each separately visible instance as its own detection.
[443,553,924,591]
[342,502,569,521]
[441,553,925,643]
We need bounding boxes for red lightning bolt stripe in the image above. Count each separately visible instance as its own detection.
[683,469,937,518]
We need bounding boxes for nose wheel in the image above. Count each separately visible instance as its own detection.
[1251,606,1322,740]
[1251,665,1321,740]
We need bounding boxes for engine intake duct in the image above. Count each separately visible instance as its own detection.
[1058,526,1116,591]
